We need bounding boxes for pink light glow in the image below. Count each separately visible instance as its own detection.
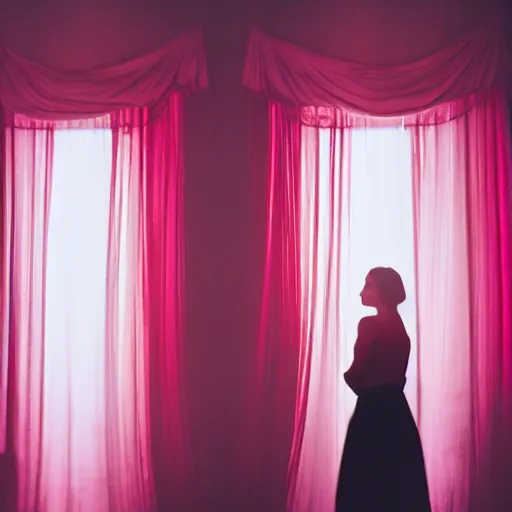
[286,93,512,512]
[42,129,113,510]
[1,96,191,512]
[293,126,417,511]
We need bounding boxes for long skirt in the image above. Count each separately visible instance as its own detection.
[336,384,431,511]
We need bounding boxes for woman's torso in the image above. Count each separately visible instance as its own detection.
[364,315,410,389]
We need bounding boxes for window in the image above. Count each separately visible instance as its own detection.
[43,128,114,502]
[300,124,418,438]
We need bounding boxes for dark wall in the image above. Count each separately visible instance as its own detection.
[182,6,266,509]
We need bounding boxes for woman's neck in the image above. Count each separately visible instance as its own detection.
[376,305,399,317]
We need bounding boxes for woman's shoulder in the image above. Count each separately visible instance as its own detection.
[359,315,377,326]
[357,316,379,337]
[358,315,409,340]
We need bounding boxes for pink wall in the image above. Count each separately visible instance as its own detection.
[0,1,508,510]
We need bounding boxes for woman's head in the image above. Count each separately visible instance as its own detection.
[360,267,406,309]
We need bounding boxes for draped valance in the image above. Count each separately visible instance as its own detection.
[242,25,510,118]
[0,29,208,121]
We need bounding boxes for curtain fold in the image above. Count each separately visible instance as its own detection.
[104,111,154,512]
[242,103,302,512]
[141,95,192,512]
[1,125,54,512]
[287,123,352,512]
[242,26,510,117]
[0,29,207,120]
[0,94,191,512]
[411,92,512,511]
[253,91,512,512]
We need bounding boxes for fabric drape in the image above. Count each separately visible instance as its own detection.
[1,125,55,512]
[242,102,302,512]
[0,95,192,512]
[411,93,512,511]
[242,26,510,117]
[0,29,207,120]
[139,97,192,512]
[251,92,512,512]
[106,95,192,512]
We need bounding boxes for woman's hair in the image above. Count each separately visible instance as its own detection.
[368,267,406,306]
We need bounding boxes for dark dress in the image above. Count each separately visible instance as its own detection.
[336,383,431,512]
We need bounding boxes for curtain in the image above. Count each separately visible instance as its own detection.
[242,103,302,511]
[242,27,510,117]
[0,123,55,512]
[411,93,512,511]
[0,29,207,120]
[0,95,191,512]
[250,91,512,512]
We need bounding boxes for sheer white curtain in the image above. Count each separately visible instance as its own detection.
[0,120,156,512]
[43,129,114,509]
[288,93,512,512]
[1,97,192,512]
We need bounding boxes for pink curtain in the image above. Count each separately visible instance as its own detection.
[243,102,302,511]
[0,123,55,512]
[0,29,207,120]
[411,93,512,511]
[0,95,192,512]
[242,27,510,116]
[249,91,512,512]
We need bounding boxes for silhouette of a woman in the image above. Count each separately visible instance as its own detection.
[336,267,431,511]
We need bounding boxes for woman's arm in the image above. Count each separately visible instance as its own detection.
[344,317,375,395]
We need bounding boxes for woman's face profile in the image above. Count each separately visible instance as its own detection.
[360,274,381,307]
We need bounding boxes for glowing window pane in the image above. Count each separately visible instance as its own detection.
[43,129,112,510]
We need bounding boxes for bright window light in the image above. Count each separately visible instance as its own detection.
[342,127,417,412]
[42,128,113,509]
[302,125,417,413]
[295,125,417,510]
